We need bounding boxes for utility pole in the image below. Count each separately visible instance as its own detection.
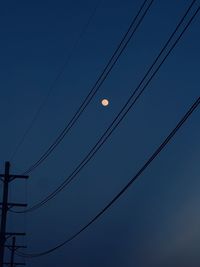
[0,162,28,267]
[3,236,27,267]
[10,237,16,267]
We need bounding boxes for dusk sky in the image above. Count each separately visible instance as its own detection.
[0,0,200,266]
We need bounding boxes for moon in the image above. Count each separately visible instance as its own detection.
[101,99,109,107]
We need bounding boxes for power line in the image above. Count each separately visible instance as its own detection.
[17,91,200,258]
[10,0,102,161]
[21,0,154,175]
[12,0,198,214]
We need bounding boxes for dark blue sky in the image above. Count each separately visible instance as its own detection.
[1,0,200,266]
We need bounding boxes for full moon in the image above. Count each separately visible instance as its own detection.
[101,99,109,106]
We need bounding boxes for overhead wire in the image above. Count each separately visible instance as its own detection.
[9,0,102,161]
[17,89,200,258]
[11,0,198,214]
[21,0,154,175]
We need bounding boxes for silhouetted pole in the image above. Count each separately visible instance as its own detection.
[0,162,10,267]
[5,238,27,267]
[10,237,16,267]
[0,162,28,267]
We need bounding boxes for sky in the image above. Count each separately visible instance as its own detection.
[0,0,200,266]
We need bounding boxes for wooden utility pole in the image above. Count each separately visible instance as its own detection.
[5,238,27,267]
[10,237,16,267]
[0,162,28,267]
